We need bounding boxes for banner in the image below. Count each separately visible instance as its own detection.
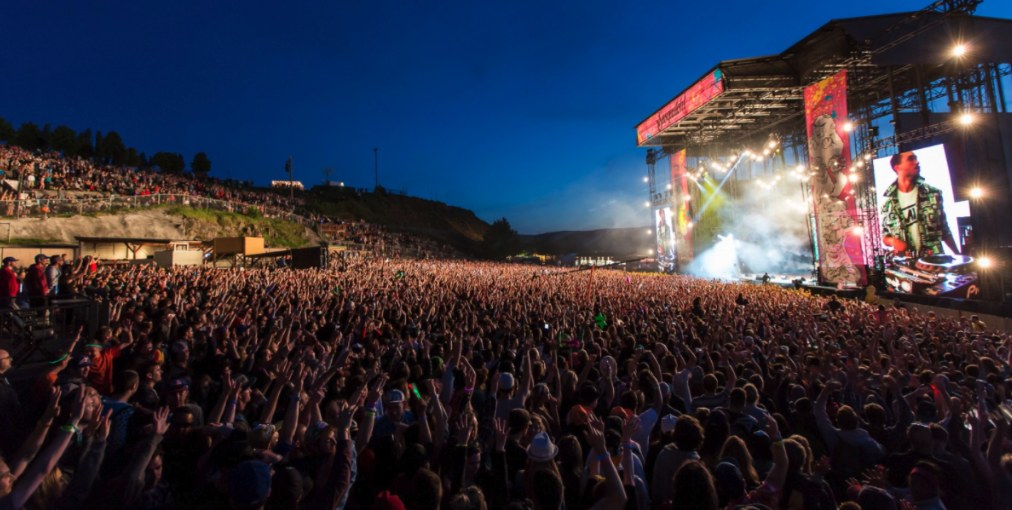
[655,207,675,272]
[670,149,693,271]
[637,69,725,145]
[804,70,866,286]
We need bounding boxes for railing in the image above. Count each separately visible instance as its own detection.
[0,193,317,229]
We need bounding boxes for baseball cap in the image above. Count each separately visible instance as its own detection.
[387,389,405,404]
[72,355,93,369]
[499,372,515,390]
[35,254,48,262]
[661,414,679,433]
[228,460,272,510]
[168,378,190,392]
[2,257,16,264]
[372,491,407,510]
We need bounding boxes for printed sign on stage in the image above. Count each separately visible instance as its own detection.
[637,70,725,145]
[871,144,979,298]
[655,207,675,272]
[804,70,866,287]
[670,149,693,271]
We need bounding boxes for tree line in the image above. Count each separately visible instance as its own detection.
[0,115,212,178]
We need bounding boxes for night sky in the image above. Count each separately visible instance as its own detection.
[3,1,1009,233]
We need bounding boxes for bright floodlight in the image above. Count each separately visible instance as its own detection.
[768,140,777,149]
[848,173,859,183]
[959,113,975,126]
[952,43,968,58]
[843,121,854,132]
[970,187,984,199]
[852,226,865,236]
[644,201,650,208]
[978,256,993,269]
[647,249,654,255]
[643,176,649,183]
[646,229,652,235]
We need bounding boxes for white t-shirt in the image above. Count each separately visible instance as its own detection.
[897,187,920,251]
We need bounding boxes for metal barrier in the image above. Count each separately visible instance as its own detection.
[0,298,93,368]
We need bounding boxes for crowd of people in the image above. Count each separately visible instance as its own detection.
[0,145,314,222]
[0,258,1010,510]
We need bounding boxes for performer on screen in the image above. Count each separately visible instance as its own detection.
[880,151,959,256]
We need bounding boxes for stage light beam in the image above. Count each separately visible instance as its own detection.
[959,113,975,126]
[952,43,968,58]
[843,121,854,132]
[970,187,984,199]
[978,256,993,269]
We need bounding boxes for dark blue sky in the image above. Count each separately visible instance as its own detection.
[3,1,1009,233]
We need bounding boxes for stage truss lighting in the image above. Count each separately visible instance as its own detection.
[978,256,993,269]
[952,43,968,58]
[970,186,984,199]
[959,112,975,126]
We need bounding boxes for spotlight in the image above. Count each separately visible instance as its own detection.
[848,173,859,183]
[643,176,649,183]
[648,249,654,255]
[768,140,778,149]
[647,229,652,235]
[851,226,865,236]
[687,221,694,228]
[952,43,968,58]
[843,121,854,132]
[683,194,691,201]
[863,153,872,161]
[959,113,975,126]
[644,201,651,208]
[970,186,984,199]
[796,164,805,173]
[856,161,864,168]
[762,148,771,156]
[978,256,993,269]
[666,183,672,190]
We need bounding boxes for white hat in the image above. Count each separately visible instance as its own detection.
[527,432,559,462]
[387,389,405,404]
[661,414,679,434]
[499,372,515,390]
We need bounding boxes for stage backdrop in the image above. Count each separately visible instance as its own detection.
[670,149,693,271]
[804,70,866,286]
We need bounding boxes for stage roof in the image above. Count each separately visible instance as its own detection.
[636,10,1012,149]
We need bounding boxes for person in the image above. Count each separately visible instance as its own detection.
[22,254,48,308]
[880,151,959,256]
[0,258,18,309]
[44,255,62,298]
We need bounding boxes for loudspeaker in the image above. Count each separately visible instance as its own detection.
[290,246,326,270]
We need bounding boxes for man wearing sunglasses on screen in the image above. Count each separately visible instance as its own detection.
[881,151,959,256]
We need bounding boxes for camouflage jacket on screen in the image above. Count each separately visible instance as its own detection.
[880,178,951,256]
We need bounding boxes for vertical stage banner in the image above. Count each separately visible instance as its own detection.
[670,149,693,271]
[804,70,866,286]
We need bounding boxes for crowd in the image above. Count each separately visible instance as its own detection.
[0,258,1010,510]
[0,145,311,221]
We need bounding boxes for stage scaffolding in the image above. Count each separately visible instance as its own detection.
[639,0,1012,290]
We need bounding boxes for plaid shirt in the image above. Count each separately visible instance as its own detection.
[880,178,952,256]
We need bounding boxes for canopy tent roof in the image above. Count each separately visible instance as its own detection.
[636,10,1012,150]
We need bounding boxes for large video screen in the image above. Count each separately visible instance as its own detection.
[872,144,978,297]
[655,207,676,272]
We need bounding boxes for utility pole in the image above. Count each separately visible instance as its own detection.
[373,147,379,191]
[285,156,293,200]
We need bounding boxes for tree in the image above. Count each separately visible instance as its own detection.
[0,117,13,142]
[480,217,520,260]
[76,129,94,158]
[191,152,211,178]
[97,131,126,165]
[150,152,185,174]
[13,122,42,150]
[50,125,78,155]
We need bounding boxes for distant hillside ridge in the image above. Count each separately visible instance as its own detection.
[520,226,653,258]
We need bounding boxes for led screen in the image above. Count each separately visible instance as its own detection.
[872,144,978,297]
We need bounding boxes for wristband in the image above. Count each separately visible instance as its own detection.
[60,423,79,434]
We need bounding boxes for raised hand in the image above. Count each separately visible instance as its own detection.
[493,417,508,453]
[41,386,62,423]
[153,406,170,435]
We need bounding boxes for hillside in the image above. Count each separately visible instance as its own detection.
[520,226,653,258]
[4,206,319,248]
[305,186,490,251]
